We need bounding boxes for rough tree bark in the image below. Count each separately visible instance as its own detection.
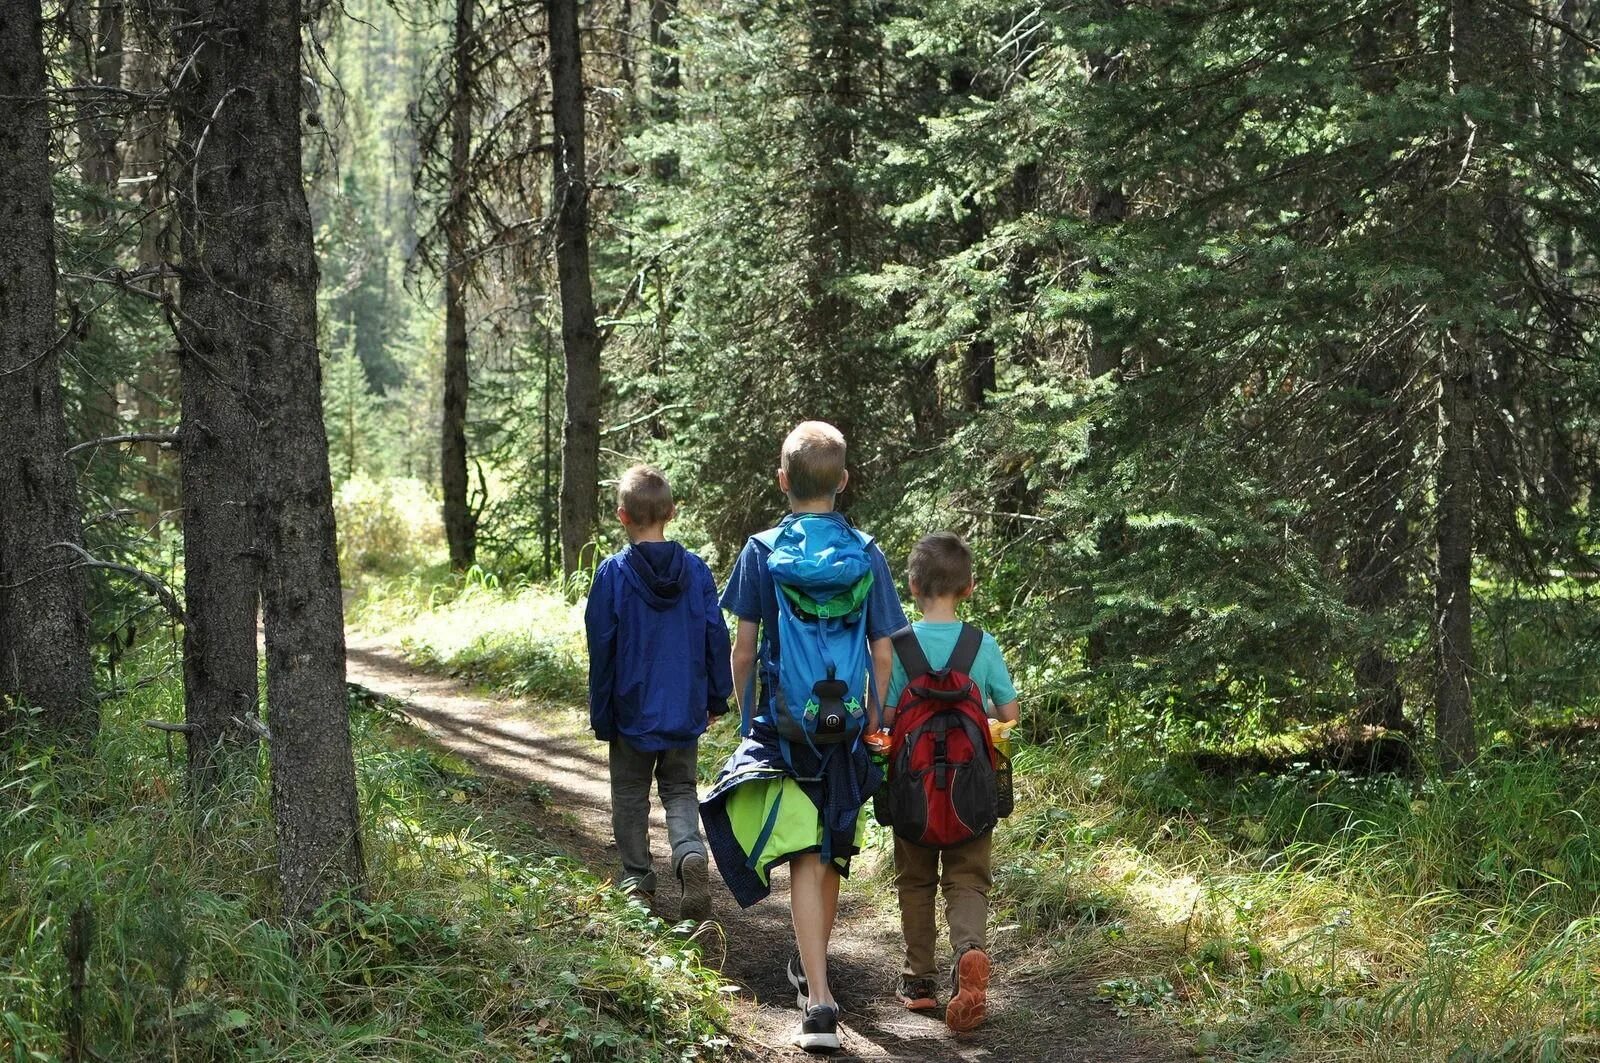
[126,12,179,532]
[1431,0,1521,772]
[648,0,679,181]
[1434,324,1478,772]
[548,0,604,577]
[66,0,128,434]
[1084,8,1127,670]
[174,0,365,910]
[805,0,854,355]
[441,0,476,571]
[0,0,97,736]
[1345,358,1410,732]
[172,0,264,787]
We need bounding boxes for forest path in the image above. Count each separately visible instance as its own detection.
[344,628,1182,1062]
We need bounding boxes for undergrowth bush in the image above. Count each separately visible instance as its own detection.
[352,570,587,703]
[0,655,729,1061]
[335,474,448,577]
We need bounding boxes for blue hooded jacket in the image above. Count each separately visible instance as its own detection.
[584,540,733,751]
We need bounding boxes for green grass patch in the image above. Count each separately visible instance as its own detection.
[981,731,1600,1061]
[1,655,732,1061]
[352,567,587,703]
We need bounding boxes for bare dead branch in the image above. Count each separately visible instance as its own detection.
[65,432,180,458]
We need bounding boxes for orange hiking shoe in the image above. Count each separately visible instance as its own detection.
[945,947,990,1033]
[895,976,939,1012]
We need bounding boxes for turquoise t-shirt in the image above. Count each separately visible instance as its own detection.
[886,621,1017,713]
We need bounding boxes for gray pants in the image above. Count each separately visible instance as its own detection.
[609,738,705,894]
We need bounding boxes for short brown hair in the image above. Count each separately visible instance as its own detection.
[908,532,973,598]
[781,421,847,502]
[617,464,674,526]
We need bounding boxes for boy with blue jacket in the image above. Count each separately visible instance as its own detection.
[585,465,732,920]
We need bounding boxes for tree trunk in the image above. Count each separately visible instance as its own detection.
[1434,327,1478,772]
[442,0,476,571]
[1345,359,1410,731]
[126,13,178,533]
[548,0,604,577]
[805,0,854,355]
[66,0,128,435]
[1084,10,1127,669]
[172,0,263,787]
[175,0,365,911]
[0,0,96,735]
[648,0,679,181]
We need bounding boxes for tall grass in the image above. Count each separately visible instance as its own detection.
[986,730,1600,1060]
[350,567,587,703]
[0,653,730,1062]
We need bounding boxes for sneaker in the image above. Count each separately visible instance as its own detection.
[677,852,711,921]
[945,947,990,1033]
[793,1003,840,1053]
[623,883,657,914]
[895,975,939,1012]
[786,951,809,1010]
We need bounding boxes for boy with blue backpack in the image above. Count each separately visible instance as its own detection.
[585,465,732,922]
[879,531,1019,1033]
[701,421,908,1053]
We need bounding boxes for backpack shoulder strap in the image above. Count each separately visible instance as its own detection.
[890,625,932,682]
[948,623,984,678]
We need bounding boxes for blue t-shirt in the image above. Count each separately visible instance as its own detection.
[886,620,1017,713]
[721,524,908,712]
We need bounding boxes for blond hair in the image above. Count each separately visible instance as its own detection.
[781,421,847,502]
[617,464,674,526]
[908,532,973,598]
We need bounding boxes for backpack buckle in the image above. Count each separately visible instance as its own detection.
[811,677,851,738]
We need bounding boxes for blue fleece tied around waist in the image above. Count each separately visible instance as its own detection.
[699,722,881,908]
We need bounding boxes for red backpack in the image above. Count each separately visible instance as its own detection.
[880,623,1010,849]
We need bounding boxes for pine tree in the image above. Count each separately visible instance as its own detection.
[0,0,96,736]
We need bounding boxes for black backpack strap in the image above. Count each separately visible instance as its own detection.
[891,625,933,682]
[948,623,984,678]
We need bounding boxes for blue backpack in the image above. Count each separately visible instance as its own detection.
[744,512,878,753]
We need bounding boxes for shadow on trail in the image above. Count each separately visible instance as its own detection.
[343,632,1183,1062]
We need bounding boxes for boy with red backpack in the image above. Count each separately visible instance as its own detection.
[880,531,1019,1033]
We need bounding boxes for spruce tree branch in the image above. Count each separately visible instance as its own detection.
[46,542,186,624]
[1491,0,1600,50]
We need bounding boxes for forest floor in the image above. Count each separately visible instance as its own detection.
[344,626,1186,1062]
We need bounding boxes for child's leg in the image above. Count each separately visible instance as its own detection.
[940,831,993,958]
[893,836,940,981]
[653,744,706,871]
[941,831,994,1031]
[790,854,842,1008]
[656,744,711,919]
[608,739,659,894]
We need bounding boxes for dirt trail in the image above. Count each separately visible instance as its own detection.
[345,630,1184,1062]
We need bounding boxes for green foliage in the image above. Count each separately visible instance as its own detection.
[333,474,449,576]
[980,727,1600,1060]
[353,573,588,703]
[0,657,730,1061]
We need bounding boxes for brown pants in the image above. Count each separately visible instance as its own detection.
[894,831,992,979]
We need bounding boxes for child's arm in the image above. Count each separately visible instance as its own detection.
[983,632,1020,725]
[729,619,759,722]
[870,636,894,732]
[703,568,734,722]
[583,566,618,741]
